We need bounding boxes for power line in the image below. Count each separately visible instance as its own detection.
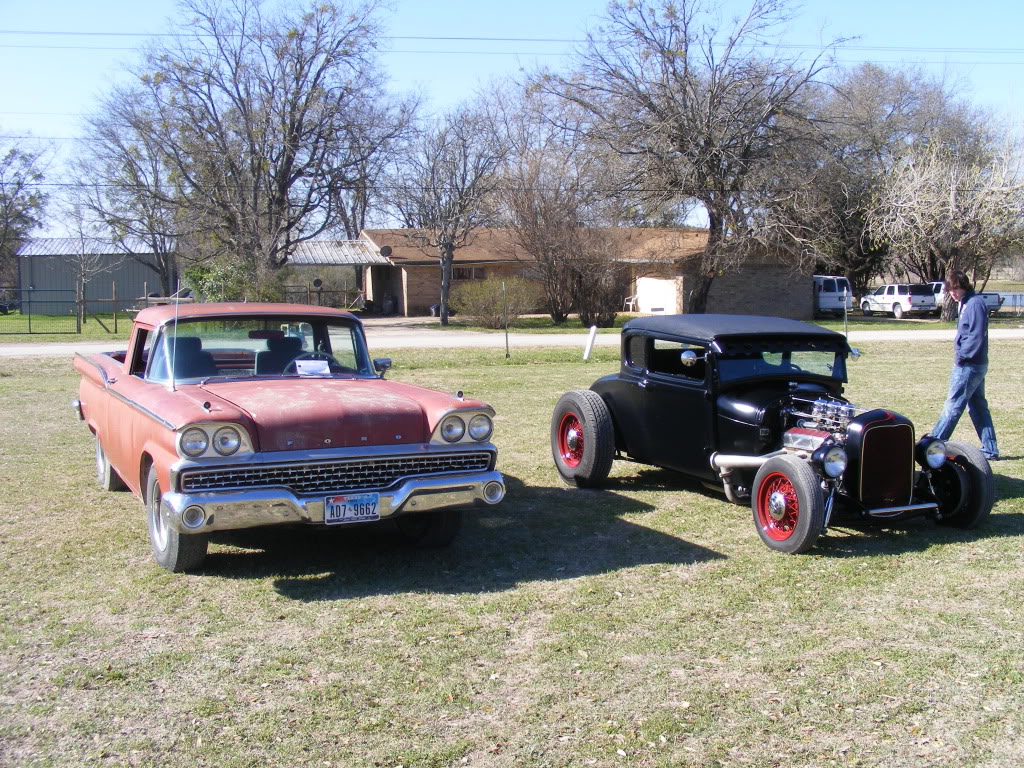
[2,29,1024,56]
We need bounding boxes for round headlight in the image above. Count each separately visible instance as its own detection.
[925,439,946,468]
[440,415,466,442]
[823,446,848,478]
[180,427,209,457]
[213,426,242,456]
[468,414,493,441]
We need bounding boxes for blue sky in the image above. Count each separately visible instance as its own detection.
[2,0,1022,177]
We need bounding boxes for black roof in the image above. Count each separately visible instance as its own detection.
[623,314,846,344]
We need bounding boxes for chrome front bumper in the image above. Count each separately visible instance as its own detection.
[160,470,506,534]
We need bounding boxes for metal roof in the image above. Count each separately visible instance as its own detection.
[288,240,391,266]
[624,314,845,344]
[17,237,156,257]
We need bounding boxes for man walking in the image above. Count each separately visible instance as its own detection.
[932,269,999,460]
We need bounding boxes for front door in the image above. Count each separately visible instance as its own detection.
[623,336,714,479]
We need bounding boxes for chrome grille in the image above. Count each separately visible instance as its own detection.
[180,452,492,494]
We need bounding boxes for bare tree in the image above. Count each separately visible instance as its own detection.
[73,106,182,294]
[386,103,506,325]
[753,64,992,295]
[491,88,612,323]
[867,142,1024,318]
[0,138,48,286]
[84,0,412,293]
[540,0,834,312]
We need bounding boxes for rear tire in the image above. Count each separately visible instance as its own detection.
[893,303,904,319]
[861,302,873,317]
[551,390,615,488]
[934,441,994,528]
[395,510,463,547]
[751,455,825,554]
[95,436,126,491]
[145,465,208,572]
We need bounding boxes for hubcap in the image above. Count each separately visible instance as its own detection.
[558,413,585,468]
[767,490,788,521]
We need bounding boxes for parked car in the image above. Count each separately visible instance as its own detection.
[813,275,853,317]
[927,281,1004,316]
[74,303,506,572]
[550,315,993,554]
[860,284,936,318]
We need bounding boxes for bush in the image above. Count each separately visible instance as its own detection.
[183,261,287,303]
[450,277,540,329]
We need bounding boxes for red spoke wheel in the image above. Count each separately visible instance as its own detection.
[550,390,614,488]
[751,455,825,554]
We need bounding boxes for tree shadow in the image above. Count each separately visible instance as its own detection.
[202,474,725,599]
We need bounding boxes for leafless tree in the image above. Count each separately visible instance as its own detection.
[0,138,48,287]
[539,0,835,312]
[385,103,507,325]
[491,88,619,323]
[84,0,412,288]
[867,142,1024,319]
[753,64,992,295]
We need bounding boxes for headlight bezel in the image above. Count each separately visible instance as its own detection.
[822,445,848,478]
[176,423,253,459]
[179,427,210,458]
[439,415,467,443]
[921,437,947,469]
[212,426,242,456]
[467,414,493,441]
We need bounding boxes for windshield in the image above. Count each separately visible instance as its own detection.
[146,315,373,382]
[715,338,847,385]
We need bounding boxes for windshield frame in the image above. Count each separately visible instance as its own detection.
[145,314,375,383]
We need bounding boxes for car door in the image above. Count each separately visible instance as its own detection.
[626,335,714,479]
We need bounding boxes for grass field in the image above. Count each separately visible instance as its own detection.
[1,341,1022,767]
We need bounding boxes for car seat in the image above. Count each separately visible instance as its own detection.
[255,335,304,374]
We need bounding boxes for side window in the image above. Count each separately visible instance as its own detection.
[648,339,706,382]
[625,334,647,371]
[898,285,909,295]
[886,286,895,296]
[130,329,152,377]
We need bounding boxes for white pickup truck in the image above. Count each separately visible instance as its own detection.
[927,282,1004,316]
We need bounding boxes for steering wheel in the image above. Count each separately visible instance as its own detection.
[282,351,352,375]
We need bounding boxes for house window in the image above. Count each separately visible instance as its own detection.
[453,267,486,280]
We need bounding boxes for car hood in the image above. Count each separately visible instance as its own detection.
[198,377,430,451]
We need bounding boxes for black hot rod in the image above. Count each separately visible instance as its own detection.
[551,315,994,553]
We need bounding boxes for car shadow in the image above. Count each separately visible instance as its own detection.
[203,475,726,599]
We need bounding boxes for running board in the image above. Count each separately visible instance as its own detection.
[865,502,939,519]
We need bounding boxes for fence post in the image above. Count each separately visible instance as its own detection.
[113,281,118,334]
[307,282,312,305]
[75,280,82,333]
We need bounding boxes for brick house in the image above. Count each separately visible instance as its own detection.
[360,228,813,320]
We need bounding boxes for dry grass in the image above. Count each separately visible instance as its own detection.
[0,340,1022,767]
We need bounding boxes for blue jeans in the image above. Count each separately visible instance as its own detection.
[932,363,999,459]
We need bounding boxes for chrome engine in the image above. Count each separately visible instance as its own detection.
[788,396,858,436]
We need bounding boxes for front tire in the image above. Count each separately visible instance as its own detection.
[861,302,873,317]
[145,465,208,572]
[95,436,126,491]
[551,390,614,488]
[934,441,994,528]
[751,455,825,554]
[395,510,463,548]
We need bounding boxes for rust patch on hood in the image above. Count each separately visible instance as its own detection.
[200,378,429,451]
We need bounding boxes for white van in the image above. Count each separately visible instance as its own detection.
[813,275,853,317]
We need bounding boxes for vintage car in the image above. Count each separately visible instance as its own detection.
[550,315,994,554]
[74,303,506,572]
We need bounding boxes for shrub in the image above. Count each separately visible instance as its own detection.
[450,277,540,329]
[183,260,287,302]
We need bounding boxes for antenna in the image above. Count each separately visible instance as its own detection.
[170,279,181,392]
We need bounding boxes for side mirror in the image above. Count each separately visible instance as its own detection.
[679,349,701,367]
[849,348,862,360]
[373,357,393,378]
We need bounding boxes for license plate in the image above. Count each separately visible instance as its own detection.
[324,492,380,524]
